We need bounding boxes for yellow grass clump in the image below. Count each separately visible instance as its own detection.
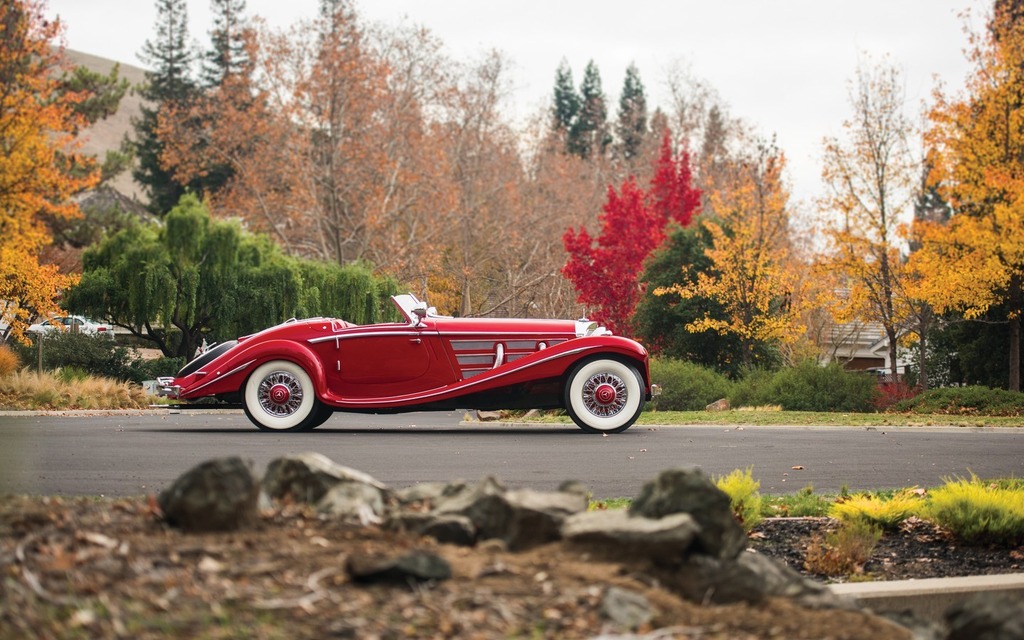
[0,344,19,377]
[0,369,149,410]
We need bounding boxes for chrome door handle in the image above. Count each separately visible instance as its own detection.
[410,338,421,344]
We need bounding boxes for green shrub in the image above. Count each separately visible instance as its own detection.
[892,386,1024,416]
[647,358,734,411]
[715,467,763,531]
[762,360,877,412]
[12,334,184,384]
[830,489,924,531]
[55,366,90,384]
[729,368,776,408]
[925,474,1024,545]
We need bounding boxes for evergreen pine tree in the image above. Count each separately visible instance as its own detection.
[615,63,647,161]
[203,0,250,87]
[568,60,610,159]
[552,59,580,136]
[133,0,196,214]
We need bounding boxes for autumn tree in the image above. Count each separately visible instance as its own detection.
[0,0,98,343]
[910,4,1024,390]
[657,141,801,368]
[819,60,918,381]
[563,132,700,335]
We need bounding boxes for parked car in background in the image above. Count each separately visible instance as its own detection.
[28,315,114,337]
[160,293,658,433]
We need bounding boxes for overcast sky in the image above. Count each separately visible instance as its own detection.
[47,0,988,212]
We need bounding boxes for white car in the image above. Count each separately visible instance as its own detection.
[28,315,114,337]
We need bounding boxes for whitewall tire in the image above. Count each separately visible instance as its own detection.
[564,358,644,434]
[243,360,321,432]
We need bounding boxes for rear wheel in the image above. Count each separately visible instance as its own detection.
[564,358,644,434]
[242,360,323,432]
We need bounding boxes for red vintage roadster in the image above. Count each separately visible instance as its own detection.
[158,294,656,433]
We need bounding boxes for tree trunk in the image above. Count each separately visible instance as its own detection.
[1010,316,1020,392]
[886,325,899,383]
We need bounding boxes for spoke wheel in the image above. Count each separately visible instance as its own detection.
[564,358,644,434]
[242,360,322,432]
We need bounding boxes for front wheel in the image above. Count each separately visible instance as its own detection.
[564,358,645,434]
[242,360,323,432]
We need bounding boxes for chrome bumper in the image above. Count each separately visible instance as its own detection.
[156,377,180,398]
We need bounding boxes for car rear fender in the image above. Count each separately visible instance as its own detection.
[181,339,327,400]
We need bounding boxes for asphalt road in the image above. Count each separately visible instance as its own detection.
[0,411,1021,498]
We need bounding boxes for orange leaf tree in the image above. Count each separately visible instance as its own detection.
[911,5,1024,390]
[818,60,919,381]
[0,0,97,344]
[656,141,803,368]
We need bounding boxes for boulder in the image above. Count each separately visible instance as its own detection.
[262,452,388,505]
[706,398,731,412]
[629,467,747,559]
[388,511,477,546]
[317,481,387,524]
[158,457,259,532]
[561,509,700,562]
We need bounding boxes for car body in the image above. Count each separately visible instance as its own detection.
[28,315,114,337]
[159,294,656,433]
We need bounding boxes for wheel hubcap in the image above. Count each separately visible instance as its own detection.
[582,372,627,417]
[258,371,303,417]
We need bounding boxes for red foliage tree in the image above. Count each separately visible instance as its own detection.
[562,132,700,334]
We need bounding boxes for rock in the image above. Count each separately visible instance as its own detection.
[652,551,851,608]
[433,477,587,550]
[945,593,1024,640]
[706,397,731,411]
[317,481,387,524]
[388,512,477,546]
[346,550,452,584]
[262,452,388,505]
[557,479,590,498]
[475,410,502,421]
[561,510,700,561]
[394,481,468,507]
[629,467,747,559]
[158,457,259,532]
[602,586,654,629]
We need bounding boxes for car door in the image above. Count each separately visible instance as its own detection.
[321,324,457,399]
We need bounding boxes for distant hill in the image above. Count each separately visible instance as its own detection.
[65,49,148,202]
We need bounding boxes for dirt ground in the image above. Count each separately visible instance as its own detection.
[2,495,1017,639]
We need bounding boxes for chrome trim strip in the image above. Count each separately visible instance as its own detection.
[308,329,424,344]
[185,359,256,395]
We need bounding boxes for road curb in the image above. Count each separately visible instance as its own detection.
[829,573,1024,621]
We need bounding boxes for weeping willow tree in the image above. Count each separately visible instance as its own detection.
[68,194,398,357]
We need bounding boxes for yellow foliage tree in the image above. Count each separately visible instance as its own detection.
[911,6,1024,390]
[657,141,805,368]
[819,60,918,381]
[0,0,97,343]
